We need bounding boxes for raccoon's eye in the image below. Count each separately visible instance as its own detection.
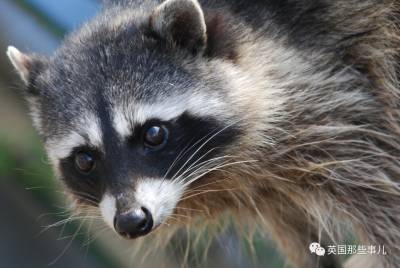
[143,125,168,149]
[74,152,95,174]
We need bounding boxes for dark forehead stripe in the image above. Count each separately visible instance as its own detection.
[97,92,120,149]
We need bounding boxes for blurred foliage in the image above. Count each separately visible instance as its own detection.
[0,133,123,268]
[0,134,55,200]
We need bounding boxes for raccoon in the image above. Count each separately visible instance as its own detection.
[6,0,400,267]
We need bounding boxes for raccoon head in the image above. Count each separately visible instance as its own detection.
[7,0,274,239]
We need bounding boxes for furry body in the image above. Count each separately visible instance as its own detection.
[7,0,400,267]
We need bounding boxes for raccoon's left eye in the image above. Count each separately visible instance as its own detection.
[74,152,95,174]
[143,125,169,149]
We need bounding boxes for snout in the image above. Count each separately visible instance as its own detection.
[99,179,184,239]
[113,207,153,239]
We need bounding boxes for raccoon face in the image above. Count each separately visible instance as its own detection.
[7,0,245,239]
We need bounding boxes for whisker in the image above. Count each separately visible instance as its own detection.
[186,178,231,192]
[175,206,203,212]
[172,154,233,184]
[169,213,192,219]
[179,188,241,202]
[82,226,110,247]
[180,159,257,188]
[49,219,86,266]
[170,119,242,183]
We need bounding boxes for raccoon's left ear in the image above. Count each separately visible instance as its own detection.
[149,0,207,54]
[6,46,47,90]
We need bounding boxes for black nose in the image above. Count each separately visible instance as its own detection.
[113,207,153,239]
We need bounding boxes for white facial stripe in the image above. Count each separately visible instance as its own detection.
[46,115,103,165]
[135,178,184,227]
[112,93,229,139]
[134,102,187,124]
[113,110,131,138]
[99,193,117,228]
[46,132,86,164]
[83,115,103,147]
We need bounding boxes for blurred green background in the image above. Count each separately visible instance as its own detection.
[0,1,285,267]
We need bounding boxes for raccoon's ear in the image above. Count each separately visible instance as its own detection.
[6,46,47,90]
[149,0,207,54]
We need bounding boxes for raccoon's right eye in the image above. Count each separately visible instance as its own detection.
[74,152,95,174]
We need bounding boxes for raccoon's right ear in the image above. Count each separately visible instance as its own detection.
[6,46,47,93]
[149,0,207,54]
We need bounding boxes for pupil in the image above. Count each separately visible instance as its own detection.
[145,126,165,146]
[76,153,93,172]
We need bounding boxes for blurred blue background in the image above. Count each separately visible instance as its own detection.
[0,1,285,267]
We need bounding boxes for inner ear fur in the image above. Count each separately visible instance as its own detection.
[6,46,47,95]
[204,10,239,61]
[149,0,207,54]
[148,0,239,60]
